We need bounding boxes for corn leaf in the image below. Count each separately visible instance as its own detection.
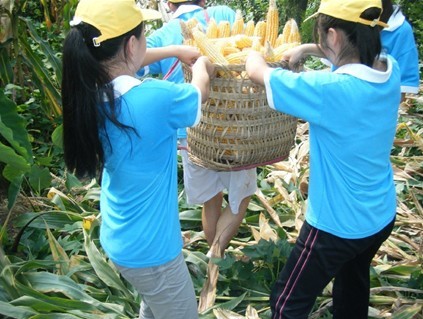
[0,300,38,318]
[83,230,133,298]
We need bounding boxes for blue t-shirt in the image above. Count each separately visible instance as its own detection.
[264,56,401,239]
[381,6,419,94]
[141,4,236,138]
[99,75,201,268]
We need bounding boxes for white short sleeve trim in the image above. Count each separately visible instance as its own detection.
[190,85,202,127]
[263,68,276,110]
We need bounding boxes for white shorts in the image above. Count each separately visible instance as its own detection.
[180,141,257,214]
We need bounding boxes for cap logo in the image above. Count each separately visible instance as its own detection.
[93,37,101,47]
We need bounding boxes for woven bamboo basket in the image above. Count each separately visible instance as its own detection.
[183,63,297,171]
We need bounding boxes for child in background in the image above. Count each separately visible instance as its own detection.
[142,0,256,258]
[61,0,214,318]
[246,0,400,318]
[380,0,419,100]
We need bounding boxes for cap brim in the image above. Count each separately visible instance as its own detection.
[140,8,162,21]
[303,11,318,23]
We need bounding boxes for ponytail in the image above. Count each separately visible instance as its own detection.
[61,22,143,178]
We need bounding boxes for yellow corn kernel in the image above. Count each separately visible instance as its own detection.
[214,39,232,54]
[253,20,267,45]
[265,0,279,47]
[192,29,228,64]
[233,34,254,49]
[273,42,298,61]
[217,20,231,38]
[251,37,263,52]
[180,20,193,41]
[222,46,241,56]
[183,38,196,46]
[281,19,292,44]
[262,40,275,62]
[231,9,244,35]
[244,20,255,36]
[186,18,199,30]
[225,50,249,64]
[288,18,301,43]
[206,18,218,38]
[275,33,284,47]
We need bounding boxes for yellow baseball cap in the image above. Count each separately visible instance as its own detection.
[70,0,162,47]
[304,0,388,28]
[167,0,190,3]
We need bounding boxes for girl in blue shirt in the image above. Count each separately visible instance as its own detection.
[380,0,420,100]
[246,0,400,318]
[61,0,214,318]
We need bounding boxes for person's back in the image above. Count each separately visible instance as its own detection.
[273,62,400,237]
[99,77,199,267]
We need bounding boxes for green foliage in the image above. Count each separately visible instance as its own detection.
[0,0,421,318]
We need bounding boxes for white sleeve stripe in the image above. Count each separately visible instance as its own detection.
[191,85,202,127]
[263,69,276,110]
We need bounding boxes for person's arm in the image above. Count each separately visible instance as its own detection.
[281,43,325,70]
[245,51,273,86]
[143,45,201,67]
[190,56,215,103]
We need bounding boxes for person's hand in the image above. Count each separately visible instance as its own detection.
[245,51,267,85]
[281,45,307,71]
[175,45,201,66]
[193,56,216,79]
[191,56,215,103]
[281,43,323,71]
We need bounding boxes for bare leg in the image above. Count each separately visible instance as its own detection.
[210,196,251,256]
[202,192,223,246]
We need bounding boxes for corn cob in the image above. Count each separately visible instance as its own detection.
[287,18,301,43]
[244,20,255,36]
[225,50,249,64]
[217,20,231,38]
[280,19,292,44]
[222,46,241,56]
[262,40,275,62]
[274,33,284,47]
[265,0,279,47]
[192,29,228,64]
[233,34,254,49]
[251,37,263,52]
[180,20,193,42]
[253,20,267,45]
[214,38,233,54]
[206,18,218,39]
[231,9,244,35]
[183,38,196,46]
[186,18,199,30]
[273,42,297,61]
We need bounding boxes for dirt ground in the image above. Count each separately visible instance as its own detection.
[0,181,32,236]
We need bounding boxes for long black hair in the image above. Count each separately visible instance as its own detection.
[61,22,143,178]
[380,0,394,24]
[315,7,383,67]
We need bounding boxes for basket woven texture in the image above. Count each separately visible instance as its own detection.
[183,63,297,171]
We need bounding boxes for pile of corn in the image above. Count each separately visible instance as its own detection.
[181,0,301,65]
